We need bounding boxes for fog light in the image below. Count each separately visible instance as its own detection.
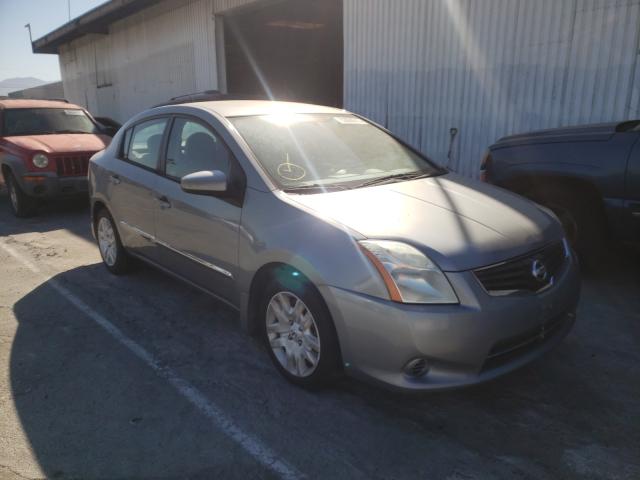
[403,357,430,377]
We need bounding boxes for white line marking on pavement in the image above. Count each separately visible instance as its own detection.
[0,240,303,480]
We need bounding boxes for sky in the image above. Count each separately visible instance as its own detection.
[0,0,107,84]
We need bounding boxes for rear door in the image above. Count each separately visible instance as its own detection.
[154,116,245,306]
[107,117,168,262]
[624,134,640,243]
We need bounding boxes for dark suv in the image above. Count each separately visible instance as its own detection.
[0,99,111,217]
[482,120,640,266]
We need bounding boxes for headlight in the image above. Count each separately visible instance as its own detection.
[32,153,49,168]
[359,240,458,304]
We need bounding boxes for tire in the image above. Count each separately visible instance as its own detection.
[95,209,130,274]
[260,274,340,389]
[6,172,37,218]
[532,186,607,270]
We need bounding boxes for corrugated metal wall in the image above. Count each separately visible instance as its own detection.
[58,0,257,122]
[344,0,640,178]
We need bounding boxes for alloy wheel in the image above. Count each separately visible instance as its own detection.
[97,217,117,266]
[8,178,18,212]
[266,291,321,378]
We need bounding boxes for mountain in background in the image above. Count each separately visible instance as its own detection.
[0,77,48,97]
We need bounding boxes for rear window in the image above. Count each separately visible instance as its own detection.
[2,108,98,136]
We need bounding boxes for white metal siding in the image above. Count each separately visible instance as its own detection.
[58,0,258,122]
[344,0,640,178]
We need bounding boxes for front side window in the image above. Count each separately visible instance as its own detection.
[165,118,231,179]
[230,113,442,191]
[2,108,98,136]
[126,118,168,170]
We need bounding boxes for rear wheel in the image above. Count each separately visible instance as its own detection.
[260,275,340,389]
[6,172,37,218]
[96,209,130,274]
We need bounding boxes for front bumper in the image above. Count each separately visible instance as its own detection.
[320,252,581,391]
[18,172,88,198]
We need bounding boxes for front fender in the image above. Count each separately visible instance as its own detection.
[0,153,29,189]
[236,188,391,332]
[238,189,388,297]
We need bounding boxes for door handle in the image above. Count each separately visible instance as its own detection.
[157,195,172,210]
[110,174,121,185]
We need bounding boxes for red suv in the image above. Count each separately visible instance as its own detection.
[0,99,112,217]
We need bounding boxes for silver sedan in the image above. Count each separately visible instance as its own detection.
[89,100,580,391]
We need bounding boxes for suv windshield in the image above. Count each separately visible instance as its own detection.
[230,113,442,191]
[2,108,98,136]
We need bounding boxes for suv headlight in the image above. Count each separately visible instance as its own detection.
[32,153,49,168]
[359,240,458,304]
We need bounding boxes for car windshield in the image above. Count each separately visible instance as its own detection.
[230,113,443,191]
[2,108,98,136]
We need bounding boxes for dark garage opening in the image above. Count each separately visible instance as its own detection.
[223,0,343,107]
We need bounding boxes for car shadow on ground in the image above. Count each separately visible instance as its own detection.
[8,263,271,479]
[0,189,92,241]
[8,255,640,478]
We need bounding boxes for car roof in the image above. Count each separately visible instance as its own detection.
[176,100,346,118]
[0,99,83,110]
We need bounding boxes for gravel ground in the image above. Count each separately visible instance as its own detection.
[0,193,638,480]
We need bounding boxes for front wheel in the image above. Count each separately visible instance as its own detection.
[261,277,340,389]
[96,209,130,274]
[532,186,606,270]
[6,172,37,218]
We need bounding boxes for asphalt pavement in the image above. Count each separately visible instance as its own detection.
[0,192,638,480]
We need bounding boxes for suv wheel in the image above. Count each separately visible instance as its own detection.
[96,209,130,274]
[261,276,340,389]
[6,172,37,218]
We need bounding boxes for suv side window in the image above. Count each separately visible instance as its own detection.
[165,118,231,180]
[125,118,168,170]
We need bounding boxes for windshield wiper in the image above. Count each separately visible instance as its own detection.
[353,171,435,189]
[283,183,348,194]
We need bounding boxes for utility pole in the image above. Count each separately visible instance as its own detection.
[68,0,71,21]
[24,23,33,43]
[24,23,34,53]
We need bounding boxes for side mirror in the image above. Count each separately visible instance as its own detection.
[100,126,118,137]
[180,170,227,195]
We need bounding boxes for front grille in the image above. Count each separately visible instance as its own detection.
[55,155,90,177]
[481,313,570,372]
[474,242,566,294]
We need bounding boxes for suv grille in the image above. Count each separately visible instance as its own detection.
[474,242,566,294]
[56,155,90,177]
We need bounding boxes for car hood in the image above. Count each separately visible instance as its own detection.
[4,134,110,154]
[285,173,563,271]
[493,122,621,149]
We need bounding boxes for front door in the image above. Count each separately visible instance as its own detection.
[107,117,168,261]
[154,117,243,306]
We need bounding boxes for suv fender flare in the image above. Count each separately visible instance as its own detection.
[1,155,29,189]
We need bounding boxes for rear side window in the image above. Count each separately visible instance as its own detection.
[165,118,231,179]
[125,118,168,170]
[120,128,133,158]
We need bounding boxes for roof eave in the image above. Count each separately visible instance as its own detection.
[32,0,160,54]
